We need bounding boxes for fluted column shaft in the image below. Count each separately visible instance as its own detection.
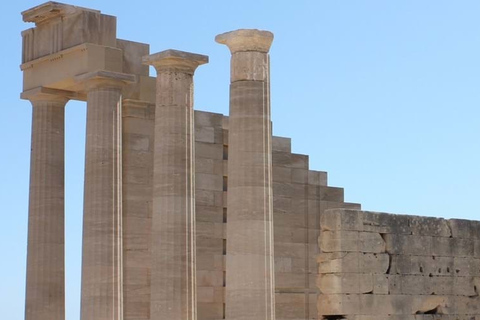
[25,95,67,320]
[216,29,275,320]
[143,50,207,320]
[80,79,124,320]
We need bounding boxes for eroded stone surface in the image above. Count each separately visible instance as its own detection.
[317,209,480,319]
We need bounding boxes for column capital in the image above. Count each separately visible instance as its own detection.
[75,70,136,92]
[142,49,208,74]
[21,87,71,104]
[215,29,274,54]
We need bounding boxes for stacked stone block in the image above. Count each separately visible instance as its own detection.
[190,114,361,320]
[194,111,226,320]
[272,137,361,320]
[317,208,480,319]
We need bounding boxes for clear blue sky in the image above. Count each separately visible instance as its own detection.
[2,1,480,319]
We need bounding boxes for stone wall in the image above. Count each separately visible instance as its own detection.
[272,137,360,320]
[189,110,361,320]
[317,208,480,319]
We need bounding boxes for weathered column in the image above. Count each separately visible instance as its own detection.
[79,71,134,320]
[143,50,208,320]
[216,29,275,320]
[23,88,68,320]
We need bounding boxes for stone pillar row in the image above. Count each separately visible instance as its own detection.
[24,29,274,320]
[79,71,134,320]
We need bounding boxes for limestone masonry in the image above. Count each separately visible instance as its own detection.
[20,2,480,320]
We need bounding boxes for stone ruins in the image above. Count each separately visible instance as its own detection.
[20,2,480,320]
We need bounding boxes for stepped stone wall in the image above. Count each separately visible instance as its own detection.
[189,110,362,320]
[317,208,480,319]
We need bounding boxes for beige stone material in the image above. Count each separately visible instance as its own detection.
[272,136,291,153]
[215,29,274,54]
[23,88,68,320]
[22,2,116,62]
[122,100,154,320]
[317,273,374,294]
[80,72,133,320]
[317,252,390,274]
[216,29,275,320]
[317,209,480,318]
[21,5,480,320]
[319,230,386,253]
[22,43,124,95]
[390,255,454,276]
[143,49,208,320]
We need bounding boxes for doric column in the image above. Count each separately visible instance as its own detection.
[143,50,208,320]
[216,29,275,320]
[78,71,134,320]
[23,88,68,320]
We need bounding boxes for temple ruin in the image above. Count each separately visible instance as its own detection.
[20,2,480,320]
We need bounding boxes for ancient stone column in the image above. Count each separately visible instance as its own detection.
[143,50,208,320]
[23,88,68,320]
[215,29,275,320]
[79,71,134,320]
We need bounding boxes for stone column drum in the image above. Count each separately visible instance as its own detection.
[143,50,208,320]
[24,90,68,320]
[216,29,275,320]
[79,72,134,320]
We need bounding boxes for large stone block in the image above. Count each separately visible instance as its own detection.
[22,4,117,62]
[195,126,216,144]
[390,255,454,276]
[320,209,363,232]
[197,270,223,287]
[273,166,293,183]
[449,219,476,239]
[317,294,360,316]
[22,43,123,93]
[197,302,223,319]
[196,173,223,192]
[384,234,433,256]
[453,276,479,297]
[195,111,224,128]
[475,240,480,258]
[275,272,307,289]
[274,226,307,244]
[309,186,344,202]
[362,211,411,234]
[455,296,480,314]
[291,154,309,169]
[317,273,374,294]
[409,216,451,237]
[432,237,474,257]
[196,142,223,160]
[317,252,390,274]
[116,39,149,76]
[273,151,292,167]
[319,230,385,253]
[272,136,291,153]
[275,293,306,319]
[454,257,480,276]
[291,168,308,184]
[308,170,328,186]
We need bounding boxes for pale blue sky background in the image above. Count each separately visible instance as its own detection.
[2,1,480,319]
